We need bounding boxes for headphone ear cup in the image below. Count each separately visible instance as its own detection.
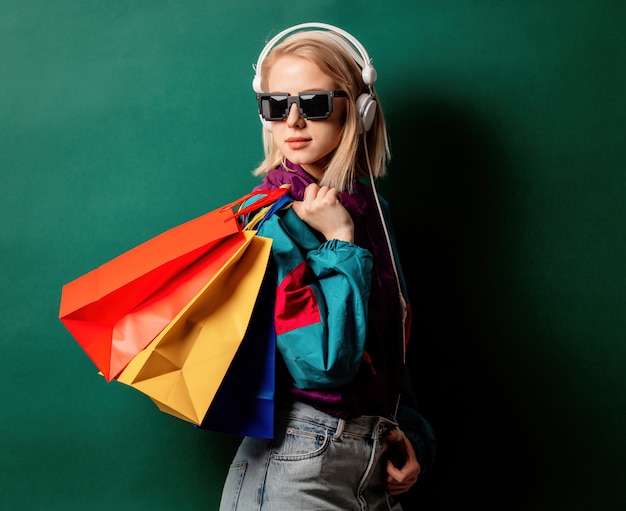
[260,115,273,132]
[356,93,377,133]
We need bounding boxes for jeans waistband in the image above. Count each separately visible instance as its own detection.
[276,399,398,440]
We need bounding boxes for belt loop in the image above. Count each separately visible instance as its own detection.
[374,417,394,440]
[333,418,345,441]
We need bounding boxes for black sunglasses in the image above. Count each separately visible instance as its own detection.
[256,90,348,121]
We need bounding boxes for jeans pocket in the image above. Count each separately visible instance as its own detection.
[272,421,330,461]
[219,462,247,511]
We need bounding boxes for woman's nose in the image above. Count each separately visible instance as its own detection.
[286,103,305,128]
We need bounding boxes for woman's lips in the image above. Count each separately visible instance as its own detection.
[286,137,311,149]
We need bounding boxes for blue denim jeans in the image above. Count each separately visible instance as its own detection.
[219,400,403,511]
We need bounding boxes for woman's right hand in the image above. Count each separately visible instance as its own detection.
[291,183,354,243]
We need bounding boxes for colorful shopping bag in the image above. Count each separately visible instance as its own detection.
[59,188,288,381]
[115,231,273,426]
[199,260,277,438]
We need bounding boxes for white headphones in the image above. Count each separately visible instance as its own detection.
[252,22,378,134]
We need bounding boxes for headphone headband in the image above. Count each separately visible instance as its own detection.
[252,22,377,93]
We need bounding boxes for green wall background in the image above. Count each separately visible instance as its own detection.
[2,1,624,509]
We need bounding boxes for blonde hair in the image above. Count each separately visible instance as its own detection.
[252,31,390,192]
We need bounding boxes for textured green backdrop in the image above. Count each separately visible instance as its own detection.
[2,1,624,509]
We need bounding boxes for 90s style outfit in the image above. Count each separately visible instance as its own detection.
[220,161,435,511]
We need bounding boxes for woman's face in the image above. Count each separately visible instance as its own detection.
[266,55,346,181]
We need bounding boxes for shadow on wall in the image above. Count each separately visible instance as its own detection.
[380,95,534,510]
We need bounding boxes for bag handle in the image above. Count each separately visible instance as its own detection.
[244,191,293,231]
[221,187,290,222]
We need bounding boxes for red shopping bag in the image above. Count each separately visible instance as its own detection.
[59,188,288,381]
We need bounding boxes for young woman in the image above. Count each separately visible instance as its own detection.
[219,23,435,511]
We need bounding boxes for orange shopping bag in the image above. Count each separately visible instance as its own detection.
[59,188,288,381]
